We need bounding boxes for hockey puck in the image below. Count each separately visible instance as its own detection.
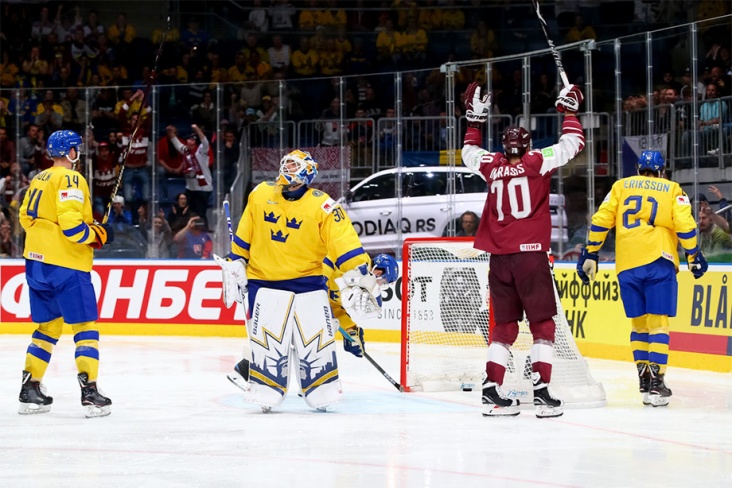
[461,383,475,392]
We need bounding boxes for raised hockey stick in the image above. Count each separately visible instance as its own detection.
[531,0,570,89]
[340,325,404,392]
[103,11,171,223]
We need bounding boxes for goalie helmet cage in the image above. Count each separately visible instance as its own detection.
[399,237,606,408]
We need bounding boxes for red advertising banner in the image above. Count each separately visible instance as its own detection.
[0,260,246,327]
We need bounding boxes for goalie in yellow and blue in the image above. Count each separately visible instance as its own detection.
[17,130,115,418]
[577,150,707,408]
[217,149,386,412]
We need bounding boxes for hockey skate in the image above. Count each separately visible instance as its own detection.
[648,364,672,407]
[18,370,53,415]
[227,358,251,393]
[637,363,651,405]
[78,373,112,418]
[532,373,563,418]
[481,381,520,417]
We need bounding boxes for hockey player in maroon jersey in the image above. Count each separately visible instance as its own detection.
[461,82,585,418]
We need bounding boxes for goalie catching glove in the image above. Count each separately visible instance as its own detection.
[213,254,247,308]
[555,84,584,113]
[686,251,708,279]
[576,247,598,285]
[89,223,114,249]
[464,82,491,127]
[335,264,382,319]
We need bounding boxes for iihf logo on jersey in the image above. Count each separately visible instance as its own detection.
[264,211,280,224]
[286,217,302,229]
[271,230,289,242]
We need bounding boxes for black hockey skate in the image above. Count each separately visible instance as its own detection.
[18,370,53,415]
[481,381,520,417]
[637,363,651,405]
[648,364,672,407]
[78,373,112,418]
[532,373,564,418]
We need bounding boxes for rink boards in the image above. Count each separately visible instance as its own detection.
[1,259,731,373]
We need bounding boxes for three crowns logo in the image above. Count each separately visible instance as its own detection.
[271,230,289,243]
[286,217,302,229]
[264,211,280,224]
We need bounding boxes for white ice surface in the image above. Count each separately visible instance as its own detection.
[0,335,730,488]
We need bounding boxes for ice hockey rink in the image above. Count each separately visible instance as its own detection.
[0,335,730,488]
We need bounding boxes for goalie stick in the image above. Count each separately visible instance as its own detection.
[531,0,570,89]
[103,10,171,223]
[340,326,404,392]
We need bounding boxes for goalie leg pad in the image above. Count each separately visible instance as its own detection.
[291,290,342,410]
[240,288,297,409]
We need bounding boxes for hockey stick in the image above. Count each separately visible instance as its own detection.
[223,199,233,243]
[340,325,404,392]
[102,11,171,224]
[531,0,570,89]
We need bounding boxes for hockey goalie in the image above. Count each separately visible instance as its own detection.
[215,149,382,412]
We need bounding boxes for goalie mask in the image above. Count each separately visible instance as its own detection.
[47,130,82,164]
[502,126,531,157]
[278,150,318,187]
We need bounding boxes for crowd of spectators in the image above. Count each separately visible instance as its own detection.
[0,1,730,259]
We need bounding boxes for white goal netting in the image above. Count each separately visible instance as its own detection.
[401,238,606,407]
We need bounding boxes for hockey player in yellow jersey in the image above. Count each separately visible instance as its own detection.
[577,150,707,407]
[17,130,115,418]
[217,149,383,412]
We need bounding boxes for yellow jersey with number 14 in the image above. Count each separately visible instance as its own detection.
[19,166,98,272]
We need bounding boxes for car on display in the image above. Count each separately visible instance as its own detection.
[339,166,569,253]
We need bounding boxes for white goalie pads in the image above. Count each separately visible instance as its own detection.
[335,266,382,319]
[213,254,248,308]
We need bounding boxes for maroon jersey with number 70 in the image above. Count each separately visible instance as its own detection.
[461,115,585,255]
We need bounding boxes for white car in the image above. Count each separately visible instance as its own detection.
[339,166,568,253]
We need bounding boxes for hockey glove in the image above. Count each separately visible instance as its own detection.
[336,265,382,319]
[464,82,490,127]
[343,326,365,358]
[687,251,708,279]
[555,84,584,113]
[213,254,248,308]
[89,223,114,249]
[577,248,598,285]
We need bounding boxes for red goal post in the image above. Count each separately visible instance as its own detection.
[399,237,606,407]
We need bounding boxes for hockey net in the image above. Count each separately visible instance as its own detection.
[400,237,605,407]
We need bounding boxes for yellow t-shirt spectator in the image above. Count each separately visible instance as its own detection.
[108,23,136,44]
[400,29,428,54]
[418,8,442,31]
[319,50,343,76]
[376,31,402,56]
[442,9,465,30]
[298,10,317,31]
[291,49,319,76]
[335,38,352,57]
[317,9,347,27]
[470,29,498,58]
[228,65,250,83]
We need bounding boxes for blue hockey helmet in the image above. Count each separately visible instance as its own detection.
[47,130,82,162]
[372,253,399,288]
[637,150,665,173]
[278,149,318,187]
